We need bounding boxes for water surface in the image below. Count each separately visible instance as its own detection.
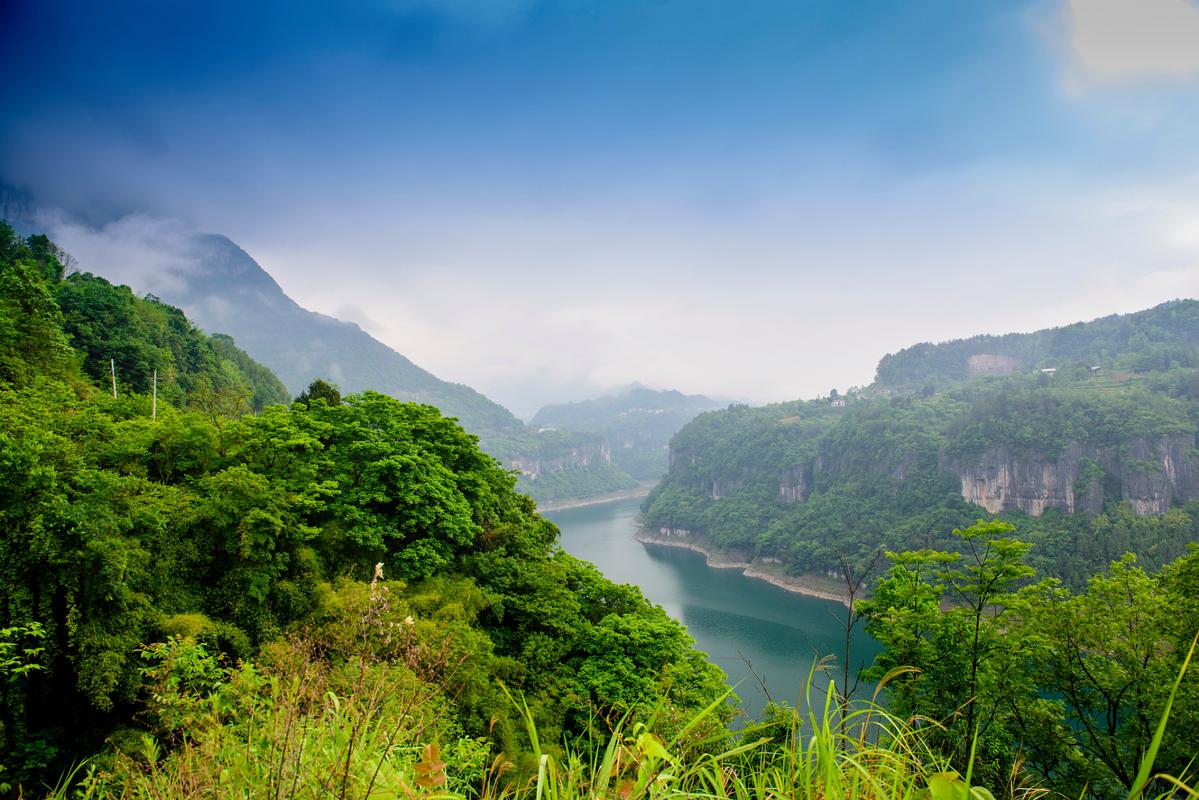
[547,497,880,722]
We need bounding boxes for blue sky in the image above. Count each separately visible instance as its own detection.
[3,0,1199,412]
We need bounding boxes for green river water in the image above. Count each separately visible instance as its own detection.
[546,497,880,724]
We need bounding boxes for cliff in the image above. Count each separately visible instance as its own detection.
[644,365,1199,585]
[950,433,1199,517]
[509,437,613,479]
[531,387,723,481]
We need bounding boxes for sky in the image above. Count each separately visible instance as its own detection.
[3,0,1199,414]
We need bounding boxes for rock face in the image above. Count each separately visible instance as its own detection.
[779,465,809,503]
[509,439,613,479]
[709,478,742,500]
[967,354,1020,377]
[703,432,1199,520]
[949,434,1199,517]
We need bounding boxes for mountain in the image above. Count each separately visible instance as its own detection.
[45,227,634,503]
[0,221,288,412]
[531,386,724,481]
[643,300,1199,589]
[155,234,526,435]
[0,223,730,787]
[875,299,1199,390]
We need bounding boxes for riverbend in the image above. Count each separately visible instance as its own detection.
[546,497,880,723]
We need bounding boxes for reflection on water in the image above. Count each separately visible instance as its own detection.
[546,497,880,723]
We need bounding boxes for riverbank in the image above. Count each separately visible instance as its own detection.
[536,484,653,513]
[633,530,852,607]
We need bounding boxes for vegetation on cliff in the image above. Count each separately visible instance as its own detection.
[876,299,1199,390]
[645,344,1199,588]
[531,387,723,481]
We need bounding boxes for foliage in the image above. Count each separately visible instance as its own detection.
[0,226,729,791]
[859,532,1199,800]
[65,655,1010,800]
[295,377,342,407]
[530,387,722,481]
[644,373,1199,588]
[519,462,639,504]
[875,299,1199,389]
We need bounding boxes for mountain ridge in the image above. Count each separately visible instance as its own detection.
[874,298,1199,390]
[31,222,637,503]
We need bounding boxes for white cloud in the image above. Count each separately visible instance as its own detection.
[36,210,201,297]
[1064,0,1199,80]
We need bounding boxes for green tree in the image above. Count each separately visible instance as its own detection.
[295,378,342,407]
[1019,554,1195,798]
[859,521,1036,788]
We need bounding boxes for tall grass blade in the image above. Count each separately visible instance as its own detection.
[1128,631,1198,800]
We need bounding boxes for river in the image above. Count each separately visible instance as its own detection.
[546,497,880,723]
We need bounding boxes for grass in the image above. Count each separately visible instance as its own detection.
[37,628,1199,800]
[44,655,992,800]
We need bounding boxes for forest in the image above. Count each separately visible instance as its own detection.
[0,224,727,793]
[0,224,1196,799]
[644,334,1199,587]
[530,387,722,482]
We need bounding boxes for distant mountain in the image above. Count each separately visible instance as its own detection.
[161,234,526,436]
[531,386,724,481]
[42,225,635,503]
[875,299,1199,390]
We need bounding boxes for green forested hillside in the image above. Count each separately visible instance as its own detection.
[531,387,723,481]
[646,335,1199,588]
[1,226,289,412]
[0,224,725,790]
[876,299,1199,389]
[66,231,634,504]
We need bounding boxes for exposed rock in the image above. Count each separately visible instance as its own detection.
[967,353,1020,377]
[710,478,742,500]
[779,465,809,503]
[510,440,612,479]
[948,433,1199,517]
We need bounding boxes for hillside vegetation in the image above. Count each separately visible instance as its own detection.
[876,300,1199,390]
[645,307,1199,588]
[0,223,726,790]
[1,225,1196,799]
[531,387,723,481]
[58,231,635,504]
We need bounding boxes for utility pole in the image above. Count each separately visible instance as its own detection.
[110,358,117,399]
[152,369,157,419]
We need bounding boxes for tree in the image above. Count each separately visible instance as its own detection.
[0,236,71,385]
[1019,554,1194,798]
[296,378,341,407]
[858,521,1036,789]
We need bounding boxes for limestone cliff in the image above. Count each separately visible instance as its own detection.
[947,433,1199,517]
[510,439,613,479]
[967,354,1020,377]
[778,465,809,503]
